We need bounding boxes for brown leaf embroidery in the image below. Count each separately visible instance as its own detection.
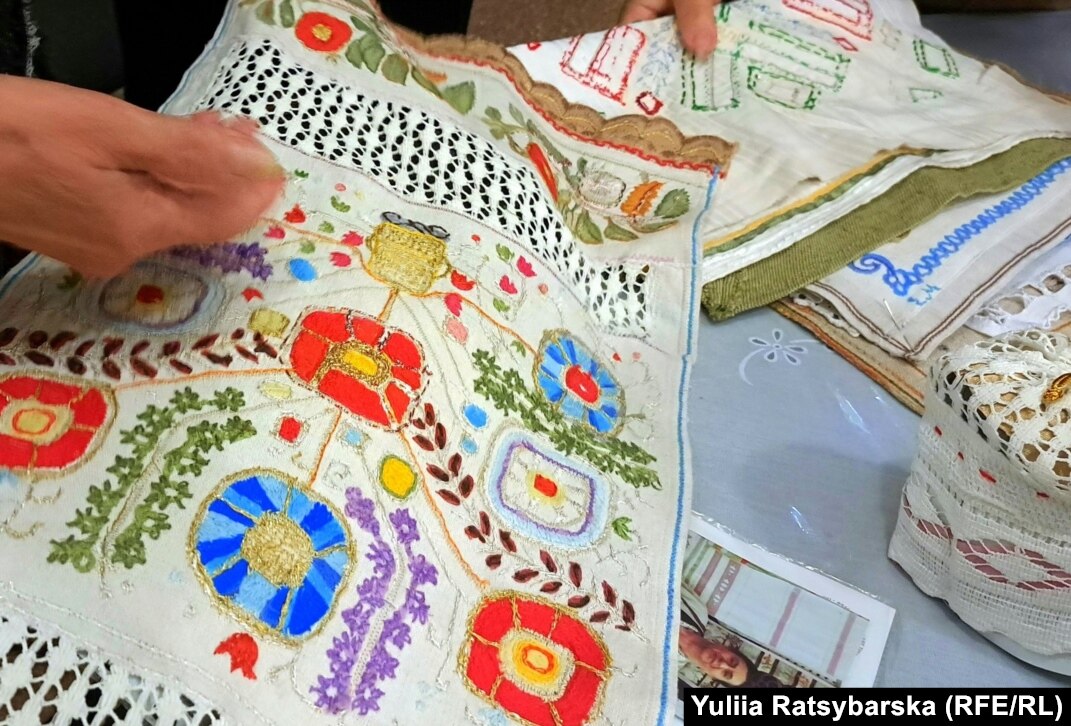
[434,423,447,449]
[413,435,435,452]
[513,569,539,583]
[589,611,611,623]
[540,581,563,593]
[436,489,461,506]
[458,475,475,498]
[499,530,517,553]
[569,562,583,588]
[622,600,635,624]
[567,595,591,608]
[448,453,462,477]
[601,581,617,607]
[485,554,502,570]
[463,525,485,542]
[27,331,47,348]
[540,550,558,573]
[478,511,492,537]
[426,464,450,482]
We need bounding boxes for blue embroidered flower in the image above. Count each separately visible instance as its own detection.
[192,470,353,641]
[535,332,622,434]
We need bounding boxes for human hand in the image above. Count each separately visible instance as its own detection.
[620,0,722,59]
[0,76,285,279]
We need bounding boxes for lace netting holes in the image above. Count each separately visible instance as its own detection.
[196,38,651,335]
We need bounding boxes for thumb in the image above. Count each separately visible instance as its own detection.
[675,0,720,59]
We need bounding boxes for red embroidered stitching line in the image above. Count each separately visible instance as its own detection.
[782,0,874,40]
[560,27,647,104]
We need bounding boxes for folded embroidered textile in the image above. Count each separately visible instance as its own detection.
[794,157,1071,360]
[889,331,1071,661]
[510,0,1071,318]
[703,140,1071,320]
[0,2,728,723]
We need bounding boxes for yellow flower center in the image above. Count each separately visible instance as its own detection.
[380,455,417,499]
[12,408,56,436]
[311,24,333,42]
[510,638,561,686]
[342,348,381,378]
[241,512,315,588]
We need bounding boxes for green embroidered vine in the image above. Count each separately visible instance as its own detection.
[48,388,254,573]
[481,105,690,244]
[472,350,660,488]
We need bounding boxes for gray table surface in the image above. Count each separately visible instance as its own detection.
[689,10,1071,687]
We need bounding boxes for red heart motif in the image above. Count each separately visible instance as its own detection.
[264,225,285,239]
[451,270,476,291]
[517,257,536,278]
[445,293,463,317]
[499,276,518,295]
[330,252,351,268]
[242,288,263,302]
[283,205,306,224]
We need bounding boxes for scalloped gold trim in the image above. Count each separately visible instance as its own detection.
[396,29,736,172]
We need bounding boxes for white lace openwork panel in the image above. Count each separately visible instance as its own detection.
[193,38,652,337]
[968,263,1071,337]
[0,609,221,725]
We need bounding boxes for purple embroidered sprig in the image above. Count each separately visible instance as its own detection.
[169,241,273,280]
[311,488,395,714]
[350,509,438,715]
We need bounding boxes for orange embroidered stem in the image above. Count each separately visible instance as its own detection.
[308,408,343,487]
[114,367,292,392]
[377,289,400,322]
[417,292,536,356]
[398,432,486,587]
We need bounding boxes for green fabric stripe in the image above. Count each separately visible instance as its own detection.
[702,137,1071,321]
[705,149,931,256]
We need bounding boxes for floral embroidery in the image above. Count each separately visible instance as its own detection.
[295,12,352,53]
[737,328,816,385]
[288,309,428,429]
[485,429,609,550]
[97,260,221,333]
[535,332,622,436]
[482,106,691,243]
[169,242,273,281]
[0,374,114,476]
[460,592,610,726]
[48,388,255,573]
[312,489,436,714]
[474,349,657,488]
[214,632,259,680]
[191,470,354,642]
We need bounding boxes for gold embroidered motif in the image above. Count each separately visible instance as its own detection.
[240,512,315,588]
[366,222,450,294]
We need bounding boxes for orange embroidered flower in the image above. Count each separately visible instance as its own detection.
[619,181,664,217]
[0,374,113,475]
[295,12,353,53]
[461,592,610,726]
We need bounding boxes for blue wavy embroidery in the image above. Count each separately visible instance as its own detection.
[849,156,1071,297]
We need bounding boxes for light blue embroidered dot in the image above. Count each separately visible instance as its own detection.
[463,404,488,429]
[289,258,317,282]
[461,436,478,455]
[343,427,363,447]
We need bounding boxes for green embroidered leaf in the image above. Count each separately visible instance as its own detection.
[604,220,639,241]
[472,351,659,488]
[382,53,410,84]
[319,221,336,233]
[489,128,505,140]
[299,240,316,254]
[654,188,690,219]
[576,157,588,174]
[255,0,275,25]
[349,14,371,32]
[359,33,385,72]
[493,299,510,314]
[293,168,309,178]
[344,39,365,69]
[611,517,634,540]
[510,340,528,358]
[508,104,526,125]
[279,0,295,27]
[630,218,678,234]
[495,243,514,263]
[330,195,352,213]
[411,67,442,97]
[484,106,502,121]
[574,211,603,245]
[442,81,476,115]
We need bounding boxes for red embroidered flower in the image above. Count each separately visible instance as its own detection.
[295,12,352,53]
[0,374,113,475]
[289,309,426,429]
[461,592,610,726]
